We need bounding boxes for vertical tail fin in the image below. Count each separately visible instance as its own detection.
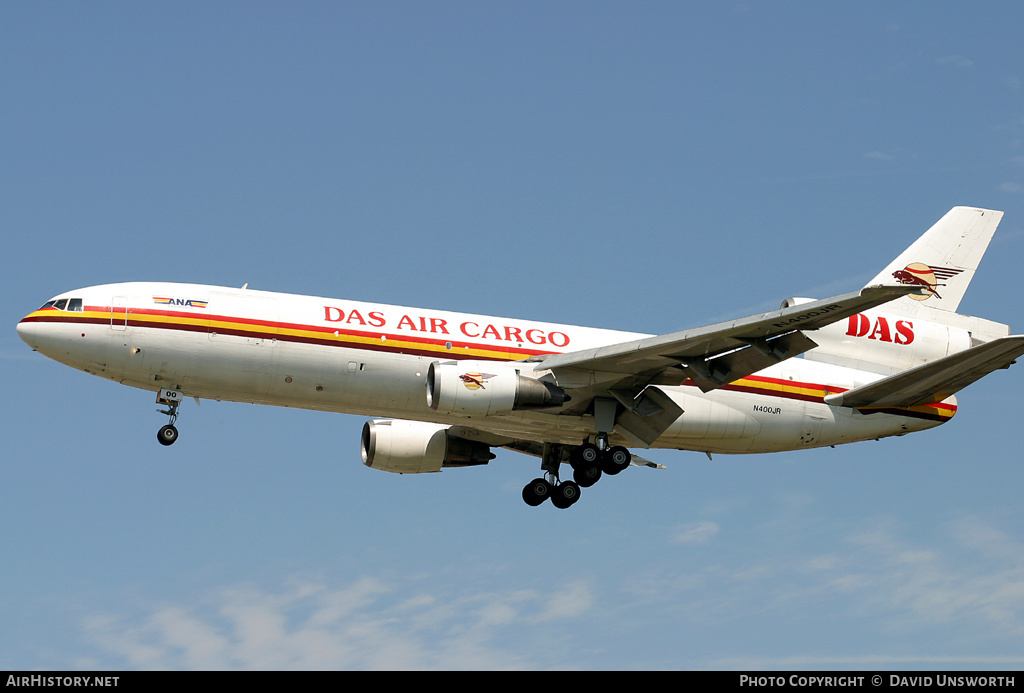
[806,206,1010,375]
[867,206,1003,313]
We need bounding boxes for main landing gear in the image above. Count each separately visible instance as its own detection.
[522,476,581,509]
[155,388,184,446]
[521,436,632,509]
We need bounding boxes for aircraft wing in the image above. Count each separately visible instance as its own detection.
[823,335,1024,409]
[537,285,924,392]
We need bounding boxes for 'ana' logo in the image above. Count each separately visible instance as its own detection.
[459,372,496,390]
[154,297,209,309]
[891,263,963,301]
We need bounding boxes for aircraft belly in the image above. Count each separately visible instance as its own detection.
[826,404,942,442]
[654,387,818,453]
[658,389,761,442]
[649,383,942,454]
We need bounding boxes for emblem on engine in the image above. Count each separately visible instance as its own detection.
[892,263,963,300]
[459,372,496,390]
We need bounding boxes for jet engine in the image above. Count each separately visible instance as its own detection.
[426,360,569,417]
[780,297,816,309]
[361,419,494,474]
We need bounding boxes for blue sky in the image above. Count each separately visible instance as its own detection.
[3,2,1024,670]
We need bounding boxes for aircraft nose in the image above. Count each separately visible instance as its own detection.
[16,317,40,350]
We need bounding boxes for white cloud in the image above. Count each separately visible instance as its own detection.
[671,520,720,544]
[83,576,594,670]
[652,513,1024,642]
[999,182,1022,194]
[79,515,1024,670]
[815,517,1024,634]
[538,580,594,621]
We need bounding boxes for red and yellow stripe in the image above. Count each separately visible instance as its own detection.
[705,373,956,422]
[21,307,957,422]
[21,305,556,362]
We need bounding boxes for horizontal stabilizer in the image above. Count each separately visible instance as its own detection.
[824,336,1024,409]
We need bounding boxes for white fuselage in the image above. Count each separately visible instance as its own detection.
[17,282,953,455]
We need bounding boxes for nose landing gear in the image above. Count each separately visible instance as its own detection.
[155,388,184,446]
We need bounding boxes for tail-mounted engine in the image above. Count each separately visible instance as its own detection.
[361,419,494,474]
[426,361,569,417]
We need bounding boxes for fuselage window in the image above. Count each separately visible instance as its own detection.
[53,299,68,311]
[67,298,83,312]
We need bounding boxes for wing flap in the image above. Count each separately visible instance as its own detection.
[824,335,1024,408]
[610,386,685,447]
[681,331,819,392]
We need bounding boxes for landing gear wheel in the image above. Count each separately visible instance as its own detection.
[157,424,179,446]
[522,478,552,507]
[576,442,601,466]
[573,463,602,488]
[155,389,184,447]
[550,481,581,509]
[601,446,631,475]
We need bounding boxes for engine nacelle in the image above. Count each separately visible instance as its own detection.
[360,419,494,474]
[426,361,568,417]
[780,297,816,309]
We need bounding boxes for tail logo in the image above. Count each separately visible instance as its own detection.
[460,372,496,390]
[892,263,963,301]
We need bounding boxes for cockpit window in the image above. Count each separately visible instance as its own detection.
[39,298,83,312]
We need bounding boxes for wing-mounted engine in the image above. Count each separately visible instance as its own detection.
[361,419,495,474]
[426,360,569,417]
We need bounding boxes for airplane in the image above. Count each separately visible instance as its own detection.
[16,207,1024,509]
